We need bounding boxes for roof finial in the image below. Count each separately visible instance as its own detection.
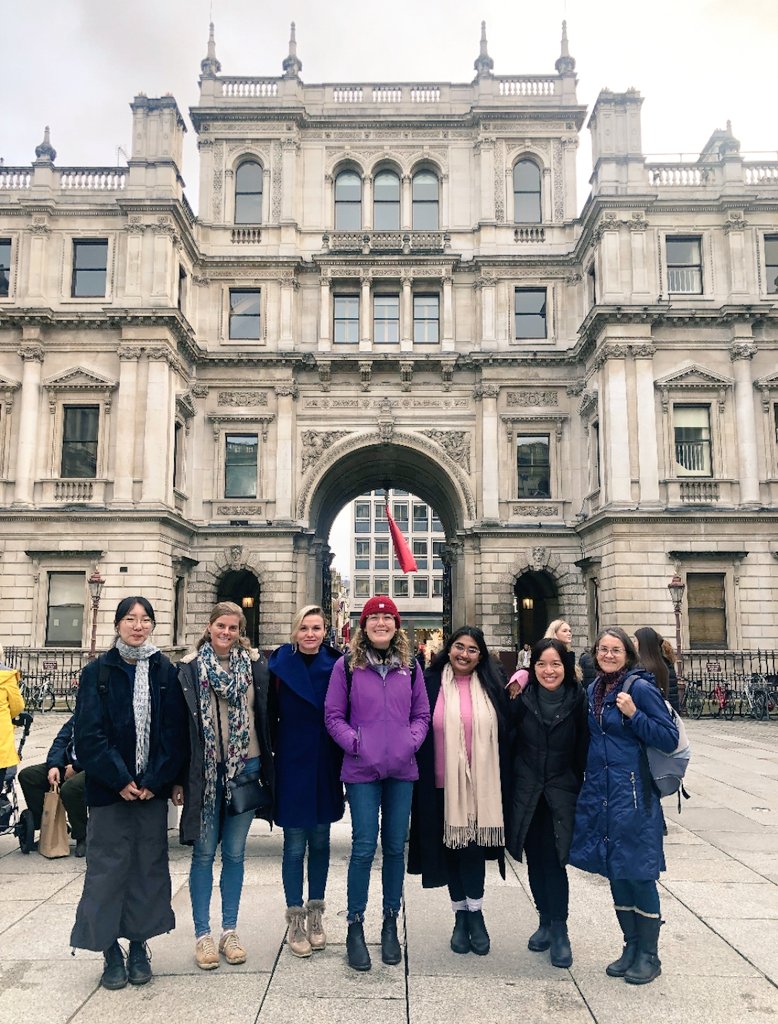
[473,20,494,78]
[34,125,57,163]
[283,21,303,79]
[555,19,576,75]
[200,21,222,78]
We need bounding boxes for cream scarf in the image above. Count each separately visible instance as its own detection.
[441,663,504,849]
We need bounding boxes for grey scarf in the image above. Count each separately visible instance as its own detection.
[115,637,159,775]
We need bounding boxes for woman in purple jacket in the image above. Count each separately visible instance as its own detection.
[325,595,430,973]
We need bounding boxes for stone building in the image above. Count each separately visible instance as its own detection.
[1,22,776,655]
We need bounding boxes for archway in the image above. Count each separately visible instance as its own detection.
[514,570,559,647]
[217,568,260,648]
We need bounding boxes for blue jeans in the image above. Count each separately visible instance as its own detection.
[281,824,331,907]
[345,778,414,921]
[189,756,259,938]
[610,879,661,917]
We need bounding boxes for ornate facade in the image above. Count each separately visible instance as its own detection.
[1,23,777,654]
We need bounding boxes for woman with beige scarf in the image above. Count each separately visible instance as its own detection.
[408,626,510,956]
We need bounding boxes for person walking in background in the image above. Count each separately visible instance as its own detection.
[325,595,430,972]
[268,604,344,958]
[408,627,509,957]
[70,597,186,991]
[506,639,588,968]
[176,601,275,971]
[0,645,24,791]
[520,643,532,669]
[18,714,87,857]
[569,627,678,985]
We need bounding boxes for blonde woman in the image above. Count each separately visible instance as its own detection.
[176,601,275,970]
[545,620,580,681]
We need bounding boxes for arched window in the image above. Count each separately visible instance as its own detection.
[513,160,541,224]
[334,170,362,230]
[234,160,263,224]
[373,170,400,230]
[412,170,439,230]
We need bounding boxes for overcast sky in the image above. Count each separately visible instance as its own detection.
[5,0,776,568]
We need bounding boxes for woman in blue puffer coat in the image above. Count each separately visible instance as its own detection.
[569,626,678,986]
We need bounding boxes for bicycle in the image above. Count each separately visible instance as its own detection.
[19,675,55,714]
[64,673,80,713]
[685,684,705,720]
[745,675,777,721]
[711,680,735,720]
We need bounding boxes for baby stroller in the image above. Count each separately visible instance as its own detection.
[0,711,36,853]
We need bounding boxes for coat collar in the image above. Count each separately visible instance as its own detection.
[269,643,339,708]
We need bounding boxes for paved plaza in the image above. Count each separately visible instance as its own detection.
[1,713,777,1023]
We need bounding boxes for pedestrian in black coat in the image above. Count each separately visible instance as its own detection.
[507,638,588,968]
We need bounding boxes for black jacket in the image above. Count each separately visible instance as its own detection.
[506,680,589,864]
[46,715,81,773]
[74,648,187,807]
[177,649,276,844]
[407,662,512,888]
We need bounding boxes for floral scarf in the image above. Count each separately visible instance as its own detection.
[115,637,158,776]
[197,641,253,826]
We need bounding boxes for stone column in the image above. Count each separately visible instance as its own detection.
[479,278,496,344]
[401,175,412,230]
[599,345,631,505]
[112,346,142,506]
[730,340,759,505]
[441,273,454,351]
[281,139,297,222]
[401,275,413,350]
[478,140,495,222]
[476,383,500,522]
[262,167,271,224]
[323,174,334,232]
[189,384,208,521]
[632,344,660,505]
[359,275,372,351]
[318,274,331,351]
[13,343,44,507]
[141,348,173,505]
[363,175,373,231]
[274,384,297,523]
[280,277,294,346]
[542,168,552,223]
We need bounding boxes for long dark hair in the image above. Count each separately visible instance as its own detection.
[429,626,506,708]
[528,638,577,690]
[634,626,669,697]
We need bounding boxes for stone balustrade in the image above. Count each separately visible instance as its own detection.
[679,480,720,503]
[497,76,558,96]
[647,164,708,187]
[0,168,32,189]
[514,226,546,243]
[231,226,262,244]
[744,162,778,184]
[323,230,448,253]
[59,168,126,190]
[221,78,278,97]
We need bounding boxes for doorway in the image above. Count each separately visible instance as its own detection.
[217,569,260,648]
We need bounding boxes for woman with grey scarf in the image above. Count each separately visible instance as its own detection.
[70,596,186,991]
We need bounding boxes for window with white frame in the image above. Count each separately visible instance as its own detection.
[673,406,712,477]
[413,577,429,598]
[354,577,370,598]
[412,539,428,569]
[225,433,258,498]
[432,577,443,597]
[333,294,359,343]
[514,288,547,339]
[374,576,389,593]
[334,170,362,230]
[392,501,409,528]
[513,160,541,224]
[393,577,409,598]
[46,572,85,647]
[235,160,263,224]
[61,405,99,478]
[229,289,261,340]
[412,502,428,531]
[373,170,400,230]
[374,540,390,570]
[666,236,703,294]
[517,435,551,498]
[413,294,439,343]
[374,293,400,343]
[72,239,108,297]
[412,170,439,229]
[355,501,371,533]
[354,540,370,570]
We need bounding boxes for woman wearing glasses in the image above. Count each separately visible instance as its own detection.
[569,627,678,986]
[408,627,510,957]
[325,595,430,972]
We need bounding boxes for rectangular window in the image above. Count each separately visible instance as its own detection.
[334,294,359,344]
[229,289,261,340]
[173,421,184,491]
[412,502,428,531]
[517,435,550,498]
[374,502,388,533]
[0,238,10,297]
[687,573,727,649]
[667,236,703,294]
[374,540,390,570]
[46,572,84,647]
[374,294,400,344]
[413,577,429,598]
[432,541,444,569]
[225,433,258,498]
[374,576,389,594]
[354,540,370,570]
[431,512,443,532]
[412,539,428,569]
[514,288,547,339]
[674,406,712,477]
[72,239,108,297]
[765,235,778,294]
[432,577,443,598]
[393,578,409,599]
[61,405,99,478]
[354,577,371,599]
[413,294,439,344]
[355,501,371,533]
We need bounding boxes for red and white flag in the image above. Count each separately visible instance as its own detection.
[385,503,418,573]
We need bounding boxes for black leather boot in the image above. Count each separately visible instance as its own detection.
[527,915,551,952]
[346,919,371,972]
[381,912,402,965]
[467,909,490,956]
[127,940,152,985]
[624,916,662,985]
[549,920,572,968]
[606,908,639,977]
[100,941,127,990]
[450,910,471,954]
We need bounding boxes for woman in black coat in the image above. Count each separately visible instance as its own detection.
[507,638,588,968]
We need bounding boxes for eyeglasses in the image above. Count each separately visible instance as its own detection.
[452,642,480,657]
[122,616,153,627]
[596,646,625,657]
[366,614,395,623]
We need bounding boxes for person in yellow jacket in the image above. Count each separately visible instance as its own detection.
[0,645,24,789]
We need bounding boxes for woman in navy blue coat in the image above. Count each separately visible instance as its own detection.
[569,627,678,986]
[268,604,344,959]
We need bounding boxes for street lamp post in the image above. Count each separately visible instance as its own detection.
[88,570,105,660]
[667,573,685,689]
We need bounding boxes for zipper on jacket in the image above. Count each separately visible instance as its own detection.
[630,770,637,809]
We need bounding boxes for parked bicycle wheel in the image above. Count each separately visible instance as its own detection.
[39,685,55,713]
[723,694,735,720]
[65,683,79,713]
[687,688,704,719]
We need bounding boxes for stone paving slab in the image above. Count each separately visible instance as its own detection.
[408,976,593,1024]
[0,960,101,1024]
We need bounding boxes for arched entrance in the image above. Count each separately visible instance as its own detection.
[217,568,260,648]
[299,435,474,638]
[514,570,559,647]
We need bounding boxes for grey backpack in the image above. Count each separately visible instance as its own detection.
[623,674,691,809]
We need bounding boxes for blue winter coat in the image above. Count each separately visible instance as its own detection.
[568,669,679,881]
[268,643,345,828]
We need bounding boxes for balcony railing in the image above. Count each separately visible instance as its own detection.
[0,167,32,189]
[675,441,710,474]
[323,230,448,253]
[59,168,126,190]
[231,226,262,244]
[647,164,708,187]
[679,480,719,503]
[668,266,702,294]
[743,162,778,185]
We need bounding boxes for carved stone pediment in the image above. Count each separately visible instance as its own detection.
[654,363,734,390]
[755,371,778,390]
[43,366,118,392]
[0,373,21,391]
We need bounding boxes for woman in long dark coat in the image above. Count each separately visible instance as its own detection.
[506,639,588,968]
[268,604,344,958]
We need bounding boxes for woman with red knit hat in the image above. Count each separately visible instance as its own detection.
[325,595,430,972]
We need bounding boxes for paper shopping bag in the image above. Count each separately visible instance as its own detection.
[39,784,70,858]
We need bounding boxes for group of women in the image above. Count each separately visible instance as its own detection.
[67,594,679,992]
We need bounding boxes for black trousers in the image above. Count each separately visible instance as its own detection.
[524,796,569,921]
[444,842,486,902]
[18,762,87,841]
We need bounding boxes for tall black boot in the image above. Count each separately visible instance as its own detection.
[624,916,662,985]
[467,909,490,956]
[346,919,371,972]
[606,908,639,978]
[549,920,572,968]
[100,940,127,990]
[381,911,402,965]
[527,915,551,952]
